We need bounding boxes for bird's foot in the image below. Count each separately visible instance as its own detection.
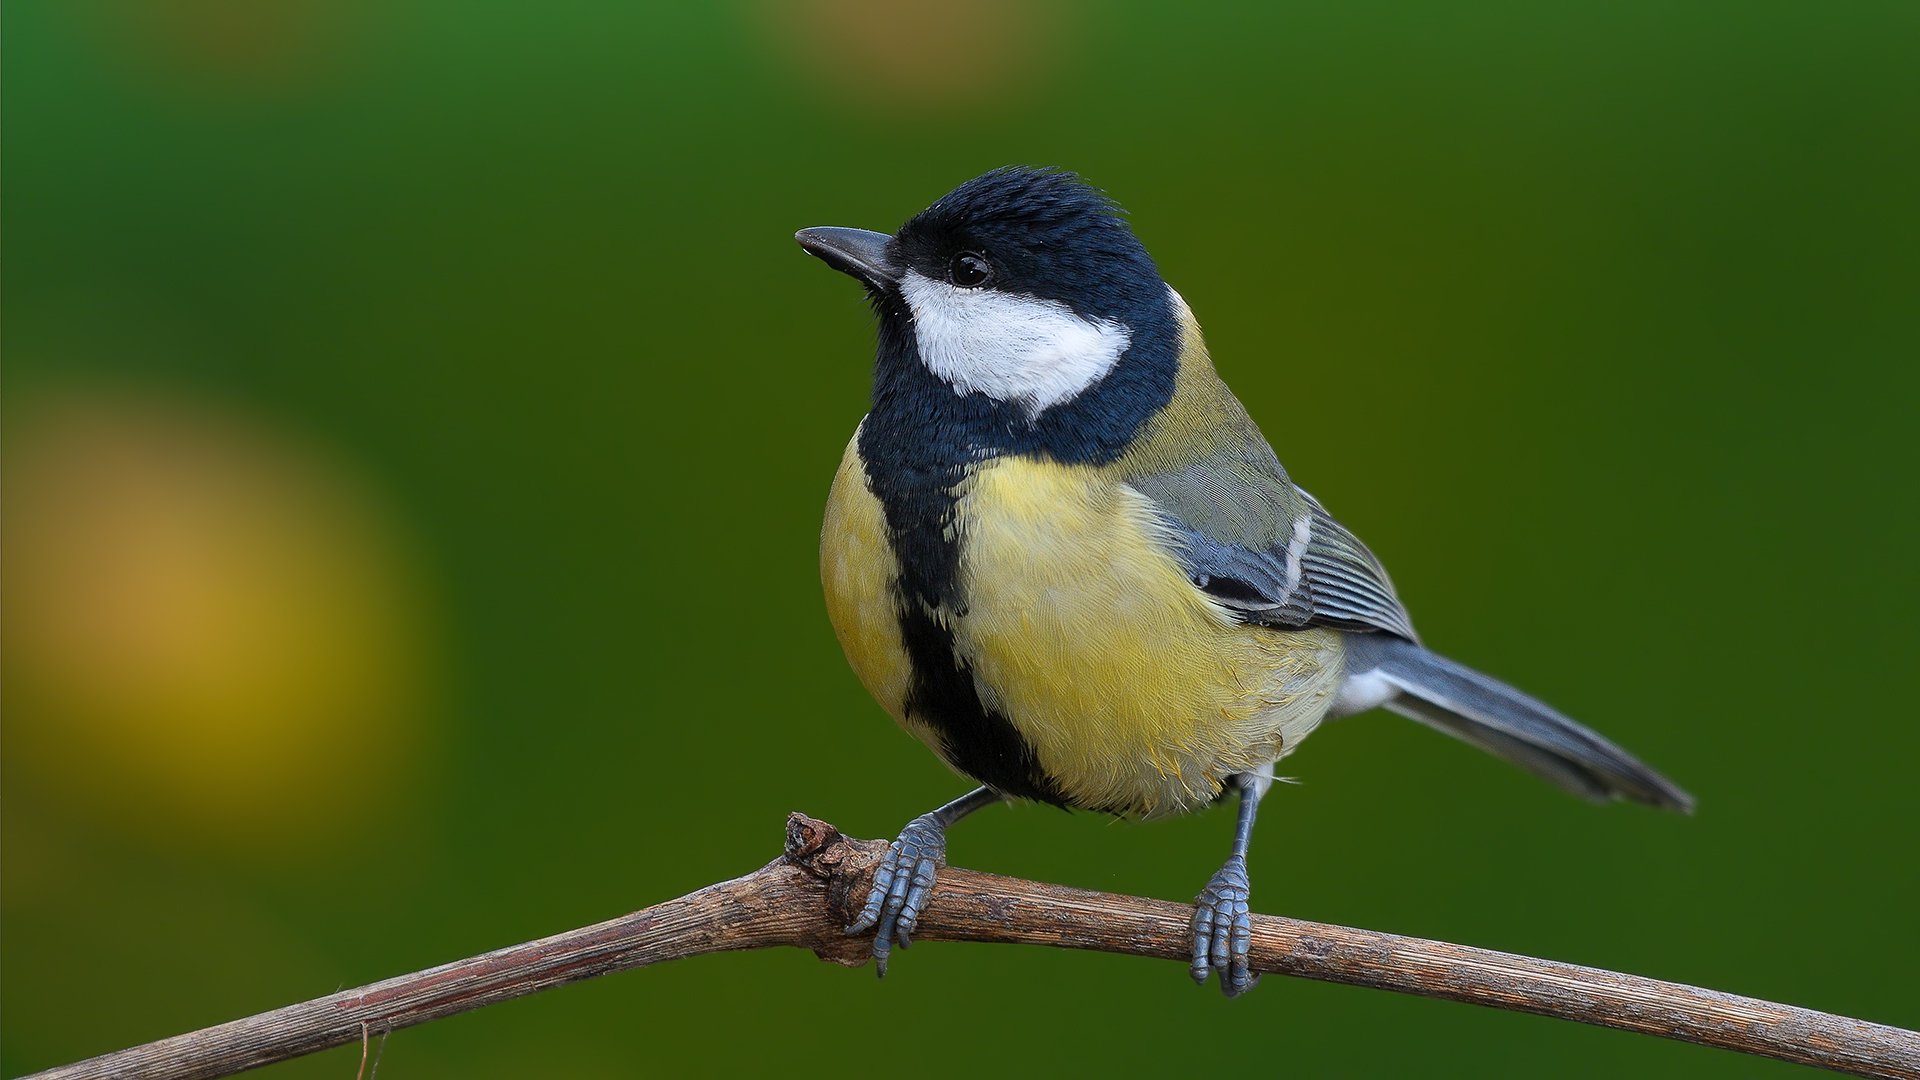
[846,812,949,976]
[1191,854,1258,997]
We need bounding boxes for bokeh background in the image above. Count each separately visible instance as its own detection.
[6,1,1917,1076]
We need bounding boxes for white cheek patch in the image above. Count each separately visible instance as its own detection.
[899,269,1132,419]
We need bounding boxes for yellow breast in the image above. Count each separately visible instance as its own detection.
[947,456,1341,816]
[821,426,1344,818]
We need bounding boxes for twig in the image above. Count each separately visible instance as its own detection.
[22,814,1918,1080]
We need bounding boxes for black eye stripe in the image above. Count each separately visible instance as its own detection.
[948,251,992,288]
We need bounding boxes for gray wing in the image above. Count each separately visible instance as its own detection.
[1130,454,1419,642]
[1290,488,1420,642]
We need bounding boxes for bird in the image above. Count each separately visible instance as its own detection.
[795,166,1692,998]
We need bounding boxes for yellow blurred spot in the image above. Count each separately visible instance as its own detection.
[757,0,1074,113]
[71,0,375,100]
[4,390,433,851]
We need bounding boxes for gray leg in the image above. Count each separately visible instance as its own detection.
[847,786,1004,976]
[1191,774,1266,997]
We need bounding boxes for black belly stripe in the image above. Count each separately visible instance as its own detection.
[856,430,1066,803]
[895,605,1067,806]
[856,435,1066,806]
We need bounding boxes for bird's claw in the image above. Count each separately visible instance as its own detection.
[846,812,948,977]
[1191,854,1257,997]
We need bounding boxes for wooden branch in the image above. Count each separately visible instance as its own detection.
[24,814,1918,1080]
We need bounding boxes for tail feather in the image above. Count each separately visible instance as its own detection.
[1344,634,1695,813]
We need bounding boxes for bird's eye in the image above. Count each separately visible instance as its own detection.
[948,251,992,288]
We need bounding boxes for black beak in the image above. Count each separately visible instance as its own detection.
[796,227,897,288]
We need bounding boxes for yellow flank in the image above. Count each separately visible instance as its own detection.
[950,457,1342,818]
[820,427,941,754]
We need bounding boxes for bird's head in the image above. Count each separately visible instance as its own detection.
[798,168,1182,457]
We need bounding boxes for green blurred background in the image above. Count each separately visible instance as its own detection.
[5,1,1917,1076]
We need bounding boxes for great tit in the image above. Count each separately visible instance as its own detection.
[797,167,1692,998]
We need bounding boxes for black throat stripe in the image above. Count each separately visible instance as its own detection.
[856,330,1064,803]
[853,275,1177,808]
